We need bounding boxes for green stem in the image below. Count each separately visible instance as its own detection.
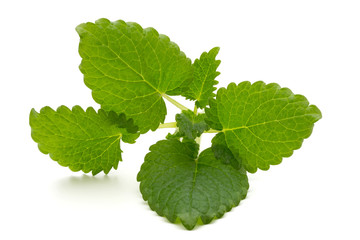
[193,105,198,115]
[204,129,221,133]
[161,94,189,111]
[158,122,177,129]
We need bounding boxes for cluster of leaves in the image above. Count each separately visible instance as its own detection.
[29,18,322,230]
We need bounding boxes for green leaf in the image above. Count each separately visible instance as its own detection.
[76,18,193,133]
[29,106,140,175]
[167,110,210,141]
[209,81,322,173]
[137,139,249,230]
[183,47,221,109]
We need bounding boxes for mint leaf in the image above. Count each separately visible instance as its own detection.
[137,139,249,230]
[183,47,220,108]
[76,18,193,133]
[29,106,139,175]
[167,110,210,140]
[209,81,322,173]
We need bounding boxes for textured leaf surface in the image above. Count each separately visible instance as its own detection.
[76,18,193,133]
[137,139,249,230]
[30,106,139,175]
[209,81,322,173]
[168,110,209,140]
[183,47,220,108]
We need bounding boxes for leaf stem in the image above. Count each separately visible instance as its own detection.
[193,105,198,115]
[204,129,221,133]
[161,94,190,111]
[158,122,177,129]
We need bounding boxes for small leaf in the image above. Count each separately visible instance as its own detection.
[207,81,322,173]
[76,18,193,133]
[168,110,209,140]
[137,139,249,230]
[183,47,221,108]
[29,106,139,175]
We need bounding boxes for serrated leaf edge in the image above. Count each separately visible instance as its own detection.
[212,81,322,173]
[137,139,249,230]
[29,105,137,175]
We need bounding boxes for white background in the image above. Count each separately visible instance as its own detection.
[1,0,359,239]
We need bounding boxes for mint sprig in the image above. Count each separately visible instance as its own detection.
[29,18,322,230]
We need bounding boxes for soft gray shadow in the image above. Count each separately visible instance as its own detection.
[53,174,128,206]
